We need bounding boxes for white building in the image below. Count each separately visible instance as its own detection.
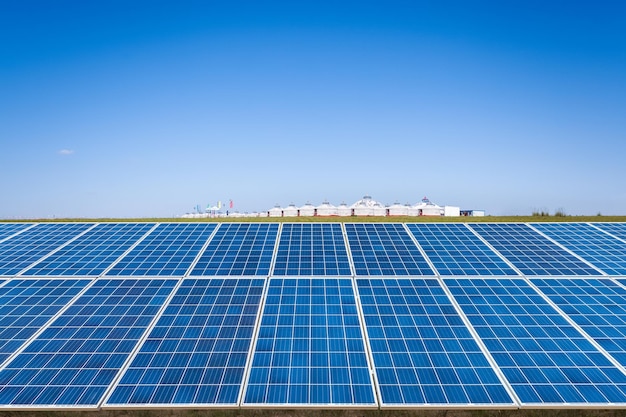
[351,195,386,216]
[337,202,351,217]
[414,197,443,216]
[268,204,282,217]
[316,200,338,216]
[299,202,316,217]
[282,203,299,217]
[387,201,410,216]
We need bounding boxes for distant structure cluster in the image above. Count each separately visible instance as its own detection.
[182,196,484,218]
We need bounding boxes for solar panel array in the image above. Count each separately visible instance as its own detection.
[0,221,624,410]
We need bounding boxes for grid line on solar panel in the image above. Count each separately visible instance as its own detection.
[0,279,92,367]
[530,278,626,370]
[0,278,178,408]
[468,224,601,276]
[345,224,434,276]
[444,277,626,405]
[356,278,514,406]
[272,224,352,276]
[103,278,266,407]
[19,223,156,277]
[0,223,96,277]
[0,224,35,244]
[531,223,626,276]
[406,224,519,276]
[243,278,376,406]
[592,223,626,243]
[189,223,277,276]
[105,223,217,277]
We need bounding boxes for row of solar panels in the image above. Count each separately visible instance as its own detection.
[1,222,626,278]
[2,275,626,409]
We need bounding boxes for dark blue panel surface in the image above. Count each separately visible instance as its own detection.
[273,223,351,276]
[106,278,265,406]
[190,223,277,276]
[532,223,626,276]
[0,278,177,407]
[106,223,216,276]
[244,278,375,406]
[468,224,600,276]
[21,223,154,276]
[345,224,434,276]
[0,224,33,243]
[358,278,513,405]
[0,223,94,276]
[593,223,626,242]
[446,278,626,405]
[407,224,518,276]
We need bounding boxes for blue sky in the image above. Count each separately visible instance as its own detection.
[1,1,625,218]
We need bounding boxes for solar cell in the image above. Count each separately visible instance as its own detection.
[406,224,518,276]
[532,223,626,276]
[0,223,95,277]
[0,278,178,408]
[105,278,266,407]
[0,224,34,243]
[593,223,626,242]
[190,223,277,276]
[0,279,91,365]
[272,223,351,276]
[357,278,514,406]
[345,224,434,276]
[468,224,600,276]
[243,278,376,406]
[446,278,626,405]
[106,223,217,277]
[531,278,626,367]
[20,223,155,276]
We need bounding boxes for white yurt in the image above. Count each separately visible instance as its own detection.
[351,195,386,216]
[414,196,443,216]
[337,202,351,217]
[387,201,409,216]
[282,203,299,217]
[299,201,315,217]
[406,202,421,217]
[268,204,283,217]
[315,200,338,216]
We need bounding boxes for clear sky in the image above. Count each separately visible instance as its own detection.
[1,1,625,218]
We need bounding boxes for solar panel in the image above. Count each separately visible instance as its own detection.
[0,279,91,365]
[0,278,178,408]
[0,224,33,243]
[272,224,351,276]
[345,224,434,276]
[104,278,266,407]
[189,223,277,276]
[468,224,600,276]
[20,223,155,277]
[357,278,514,406]
[593,223,626,242]
[531,278,626,367]
[445,278,626,405]
[0,223,95,277]
[532,223,626,276]
[243,278,376,406]
[106,223,217,277]
[406,224,518,276]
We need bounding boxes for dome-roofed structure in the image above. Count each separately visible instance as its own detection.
[315,200,338,216]
[351,195,386,216]
[299,201,315,217]
[414,196,443,216]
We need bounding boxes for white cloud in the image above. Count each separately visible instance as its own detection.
[58,149,75,155]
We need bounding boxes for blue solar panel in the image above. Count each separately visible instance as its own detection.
[593,223,626,242]
[20,223,155,276]
[190,223,277,276]
[345,224,434,276]
[532,278,626,367]
[105,278,265,406]
[273,224,351,276]
[0,224,34,243]
[407,224,518,276]
[244,278,376,406]
[532,223,626,276]
[468,224,600,276]
[357,278,513,406]
[446,278,626,405]
[106,223,217,276]
[0,279,91,365]
[0,223,96,277]
[0,278,178,408]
